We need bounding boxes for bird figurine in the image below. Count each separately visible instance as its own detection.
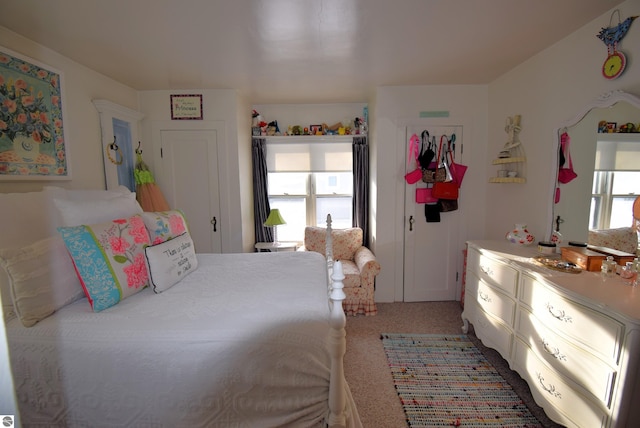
[597,15,637,46]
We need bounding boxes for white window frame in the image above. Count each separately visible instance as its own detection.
[265,137,353,242]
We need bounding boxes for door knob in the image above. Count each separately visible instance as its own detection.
[409,215,414,231]
[210,216,217,232]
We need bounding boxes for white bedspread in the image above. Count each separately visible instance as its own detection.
[7,251,361,427]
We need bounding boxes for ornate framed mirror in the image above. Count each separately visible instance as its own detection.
[550,90,640,242]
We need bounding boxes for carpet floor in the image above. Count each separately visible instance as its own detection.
[381,333,542,427]
[344,302,564,428]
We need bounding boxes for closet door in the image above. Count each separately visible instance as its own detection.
[403,125,464,301]
[160,130,222,253]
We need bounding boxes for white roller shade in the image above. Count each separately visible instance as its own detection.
[595,134,640,171]
[266,141,352,172]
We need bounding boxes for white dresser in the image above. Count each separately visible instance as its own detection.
[462,240,640,428]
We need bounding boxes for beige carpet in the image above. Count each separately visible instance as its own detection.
[344,301,564,428]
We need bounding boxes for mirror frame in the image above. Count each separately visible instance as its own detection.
[548,90,640,240]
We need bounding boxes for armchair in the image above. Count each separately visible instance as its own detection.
[300,226,381,316]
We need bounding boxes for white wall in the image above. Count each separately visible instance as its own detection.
[487,0,640,243]
[0,26,139,194]
[138,89,250,253]
[373,85,489,302]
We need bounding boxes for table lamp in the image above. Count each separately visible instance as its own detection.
[264,208,286,246]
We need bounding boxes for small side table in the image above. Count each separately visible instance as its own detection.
[255,242,298,252]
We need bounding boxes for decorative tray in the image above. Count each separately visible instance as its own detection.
[531,256,583,274]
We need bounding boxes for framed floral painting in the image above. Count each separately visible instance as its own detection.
[0,46,71,179]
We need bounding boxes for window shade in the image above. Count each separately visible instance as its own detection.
[595,137,640,171]
[266,142,352,172]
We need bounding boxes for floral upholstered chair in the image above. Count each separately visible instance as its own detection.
[300,226,381,316]
[588,227,639,255]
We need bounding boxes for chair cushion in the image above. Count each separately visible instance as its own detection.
[304,227,363,261]
[341,260,361,289]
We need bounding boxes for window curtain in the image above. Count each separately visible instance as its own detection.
[352,136,369,246]
[252,138,272,243]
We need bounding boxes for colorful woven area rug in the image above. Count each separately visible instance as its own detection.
[381,334,542,427]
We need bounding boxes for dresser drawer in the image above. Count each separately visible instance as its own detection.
[467,247,518,296]
[520,274,624,363]
[513,338,608,428]
[473,303,513,358]
[518,308,616,406]
[467,274,516,327]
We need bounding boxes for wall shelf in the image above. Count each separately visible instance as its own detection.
[254,135,356,144]
[492,157,526,165]
[489,177,526,183]
[490,115,526,183]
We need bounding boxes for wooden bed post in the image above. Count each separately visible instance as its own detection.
[326,214,348,427]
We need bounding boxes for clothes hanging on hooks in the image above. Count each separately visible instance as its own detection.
[134,142,170,212]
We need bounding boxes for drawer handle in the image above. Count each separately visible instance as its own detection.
[479,264,494,276]
[537,372,562,398]
[541,339,567,361]
[479,290,492,303]
[546,303,573,323]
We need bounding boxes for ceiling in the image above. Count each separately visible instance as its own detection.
[0,0,625,103]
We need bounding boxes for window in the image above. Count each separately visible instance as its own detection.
[266,140,352,242]
[590,136,640,229]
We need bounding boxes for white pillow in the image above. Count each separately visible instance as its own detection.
[53,193,143,227]
[0,188,56,322]
[0,187,136,322]
[43,185,133,201]
[0,235,85,327]
[144,232,198,293]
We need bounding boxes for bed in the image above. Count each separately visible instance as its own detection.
[0,187,361,427]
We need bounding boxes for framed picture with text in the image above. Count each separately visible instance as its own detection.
[0,46,71,180]
[170,94,203,120]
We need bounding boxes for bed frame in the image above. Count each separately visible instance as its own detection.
[325,214,349,427]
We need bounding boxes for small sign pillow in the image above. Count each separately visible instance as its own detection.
[144,232,198,293]
[141,210,189,245]
[58,215,151,312]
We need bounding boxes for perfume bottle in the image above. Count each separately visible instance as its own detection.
[620,261,638,286]
[601,256,617,279]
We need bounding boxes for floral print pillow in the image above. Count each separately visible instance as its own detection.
[58,215,151,312]
[141,210,189,245]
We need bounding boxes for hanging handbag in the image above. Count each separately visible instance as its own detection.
[418,130,435,169]
[558,132,578,184]
[432,180,459,200]
[432,136,459,200]
[415,187,438,204]
[439,198,458,212]
[446,134,468,188]
[404,134,422,184]
[425,202,441,223]
[423,135,448,183]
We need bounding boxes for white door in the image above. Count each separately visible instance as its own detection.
[160,130,222,253]
[403,124,464,301]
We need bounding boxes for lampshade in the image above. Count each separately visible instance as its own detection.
[264,209,286,227]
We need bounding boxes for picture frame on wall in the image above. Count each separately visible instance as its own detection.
[170,94,203,120]
[0,46,71,180]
